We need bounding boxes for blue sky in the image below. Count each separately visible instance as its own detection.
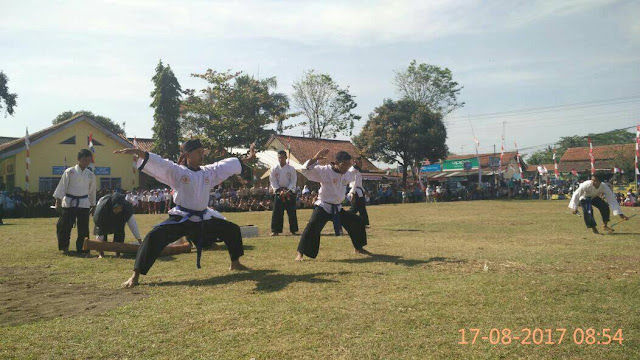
[1,0,639,160]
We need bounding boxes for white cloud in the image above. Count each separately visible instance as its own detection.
[0,0,619,46]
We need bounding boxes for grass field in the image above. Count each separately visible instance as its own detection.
[0,201,638,359]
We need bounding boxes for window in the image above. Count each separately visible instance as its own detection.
[6,164,14,173]
[100,177,121,191]
[6,174,14,191]
[87,136,103,146]
[39,177,61,192]
[60,136,76,145]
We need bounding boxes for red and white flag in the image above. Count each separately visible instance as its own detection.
[88,132,96,171]
[25,128,30,191]
[514,142,523,174]
[553,148,560,177]
[571,169,578,176]
[635,125,639,178]
[588,137,595,175]
[132,136,138,186]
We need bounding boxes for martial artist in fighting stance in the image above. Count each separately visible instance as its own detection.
[115,139,255,288]
[569,173,628,234]
[295,149,372,261]
[269,150,299,236]
[53,149,96,255]
[348,157,369,226]
[93,192,142,258]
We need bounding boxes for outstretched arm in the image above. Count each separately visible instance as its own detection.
[301,148,329,183]
[114,148,180,188]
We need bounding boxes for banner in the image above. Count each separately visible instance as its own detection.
[420,164,442,172]
[443,157,479,170]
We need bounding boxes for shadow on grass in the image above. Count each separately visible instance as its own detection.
[606,232,640,236]
[332,255,466,267]
[153,269,351,292]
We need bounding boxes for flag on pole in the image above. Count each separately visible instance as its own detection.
[132,136,138,186]
[635,125,639,182]
[64,156,68,170]
[514,142,523,174]
[473,137,481,183]
[553,148,560,178]
[571,169,578,176]
[88,132,96,171]
[25,128,30,191]
[588,137,595,175]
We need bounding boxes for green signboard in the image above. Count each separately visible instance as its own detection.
[442,157,479,170]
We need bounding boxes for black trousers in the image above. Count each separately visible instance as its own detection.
[97,225,126,243]
[271,194,299,233]
[580,197,610,228]
[297,206,367,259]
[135,216,244,275]
[349,193,369,226]
[56,207,90,253]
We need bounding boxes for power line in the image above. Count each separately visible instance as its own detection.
[445,95,640,123]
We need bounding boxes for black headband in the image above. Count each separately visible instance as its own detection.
[183,139,203,153]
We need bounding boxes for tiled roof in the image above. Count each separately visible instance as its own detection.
[122,136,155,152]
[0,137,18,146]
[267,135,379,172]
[560,144,635,162]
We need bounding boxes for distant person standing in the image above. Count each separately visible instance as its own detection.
[269,150,299,236]
[53,149,97,255]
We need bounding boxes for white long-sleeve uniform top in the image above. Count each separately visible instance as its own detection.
[137,152,242,221]
[53,165,97,208]
[568,180,622,216]
[301,160,356,213]
[269,163,297,192]
[348,166,364,197]
[96,216,141,241]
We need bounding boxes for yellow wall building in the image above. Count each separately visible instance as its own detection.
[0,114,137,192]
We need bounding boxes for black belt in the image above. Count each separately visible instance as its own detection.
[66,194,88,208]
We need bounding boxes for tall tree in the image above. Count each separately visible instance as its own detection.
[181,69,293,156]
[0,71,18,117]
[393,60,464,116]
[353,99,448,190]
[52,110,125,135]
[150,60,182,161]
[291,70,360,138]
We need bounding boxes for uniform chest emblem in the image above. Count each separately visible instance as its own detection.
[205,177,210,185]
[181,175,191,184]
[332,178,338,185]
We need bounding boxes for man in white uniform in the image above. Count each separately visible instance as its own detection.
[269,150,299,236]
[295,149,372,261]
[569,173,628,234]
[114,139,255,288]
[53,149,97,255]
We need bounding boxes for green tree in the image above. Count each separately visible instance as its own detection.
[393,60,464,116]
[150,60,182,161]
[353,99,448,190]
[0,71,18,117]
[291,70,360,138]
[52,110,125,135]
[181,69,293,156]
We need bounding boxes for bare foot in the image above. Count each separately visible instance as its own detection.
[270,232,280,236]
[355,248,373,256]
[603,225,614,233]
[295,252,304,261]
[122,271,139,288]
[591,227,600,234]
[229,260,249,271]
